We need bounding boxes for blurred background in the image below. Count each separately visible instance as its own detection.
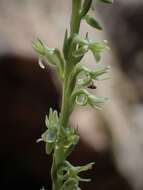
[0,0,143,189]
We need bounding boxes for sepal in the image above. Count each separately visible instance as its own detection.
[75,65,110,87]
[58,127,79,159]
[89,42,107,62]
[37,108,60,155]
[73,34,108,63]
[33,39,64,78]
[72,89,109,109]
[60,161,94,190]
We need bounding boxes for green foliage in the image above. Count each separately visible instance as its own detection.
[33,0,113,189]
[80,0,92,18]
[38,108,79,157]
[84,14,103,30]
[73,34,108,62]
[33,39,64,78]
[60,161,94,190]
[99,0,114,4]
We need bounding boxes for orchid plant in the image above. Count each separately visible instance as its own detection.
[33,0,113,189]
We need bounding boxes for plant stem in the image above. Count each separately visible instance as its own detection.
[60,0,82,128]
[60,75,72,127]
[51,1,82,189]
[70,0,82,35]
[51,148,65,190]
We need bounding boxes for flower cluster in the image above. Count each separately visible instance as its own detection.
[33,0,113,189]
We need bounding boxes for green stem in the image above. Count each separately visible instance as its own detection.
[51,1,82,189]
[60,64,75,127]
[70,0,82,35]
[60,0,82,128]
[51,148,65,190]
[60,78,71,127]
